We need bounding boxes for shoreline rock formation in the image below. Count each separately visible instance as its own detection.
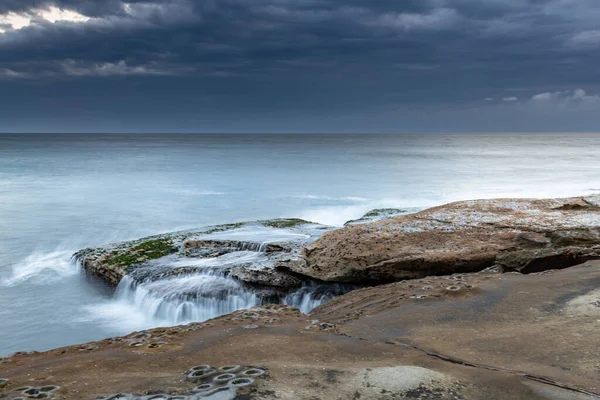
[5,195,599,399]
[72,219,350,325]
[76,195,600,292]
[289,195,600,283]
[74,218,326,288]
[2,262,600,399]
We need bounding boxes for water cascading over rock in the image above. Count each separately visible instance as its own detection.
[75,220,353,326]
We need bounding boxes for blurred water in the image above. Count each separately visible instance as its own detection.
[1,133,599,356]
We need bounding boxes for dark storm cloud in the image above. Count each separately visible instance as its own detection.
[0,0,599,132]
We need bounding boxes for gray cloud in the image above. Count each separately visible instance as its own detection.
[0,0,599,132]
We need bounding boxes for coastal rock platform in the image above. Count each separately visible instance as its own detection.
[2,262,600,399]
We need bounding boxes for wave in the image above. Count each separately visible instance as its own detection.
[298,198,424,227]
[1,249,80,287]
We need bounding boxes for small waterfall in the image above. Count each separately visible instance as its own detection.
[113,273,345,326]
[283,288,333,314]
[115,274,263,326]
[84,227,350,330]
[283,284,351,313]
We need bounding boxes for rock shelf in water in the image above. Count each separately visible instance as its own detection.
[70,196,600,330]
[73,218,327,287]
[4,196,600,398]
[73,219,352,325]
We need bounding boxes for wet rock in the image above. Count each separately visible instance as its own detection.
[230,267,301,289]
[74,220,331,287]
[96,365,267,399]
[292,195,600,283]
[3,384,61,399]
[183,240,291,254]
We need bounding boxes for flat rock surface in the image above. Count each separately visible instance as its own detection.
[294,195,600,283]
[3,262,600,399]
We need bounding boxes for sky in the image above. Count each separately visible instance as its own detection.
[1,0,600,133]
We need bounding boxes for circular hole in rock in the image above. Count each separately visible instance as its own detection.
[24,388,40,395]
[242,368,266,377]
[214,373,236,382]
[229,378,254,387]
[145,395,170,399]
[40,385,59,392]
[446,286,462,292]
[191,365,213,372]
[409,295,428,300]
[191,383,214,393]
[188,370,215,380]
[219,365,241,372]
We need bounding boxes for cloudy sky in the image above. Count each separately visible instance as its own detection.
[1,0,599,133]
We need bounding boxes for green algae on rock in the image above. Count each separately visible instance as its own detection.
[259,219,316,229]
[74,219,330,287]
[107,238,179,267]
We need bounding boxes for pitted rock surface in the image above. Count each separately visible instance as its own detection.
[3,264,600,399]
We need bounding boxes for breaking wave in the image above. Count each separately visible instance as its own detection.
[1,249,80,287]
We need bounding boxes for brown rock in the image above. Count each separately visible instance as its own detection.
[3,263,600,399]
[292,195,600,283]
[230,267,302,289]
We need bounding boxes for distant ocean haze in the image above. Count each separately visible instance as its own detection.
[0,132,599,356]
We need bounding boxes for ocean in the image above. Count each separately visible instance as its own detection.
[1,132,599,356]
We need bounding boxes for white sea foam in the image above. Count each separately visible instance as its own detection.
[1,249,80,287]
[162,251,264,269]
[298,198,422,227]
[199,226,310,242]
